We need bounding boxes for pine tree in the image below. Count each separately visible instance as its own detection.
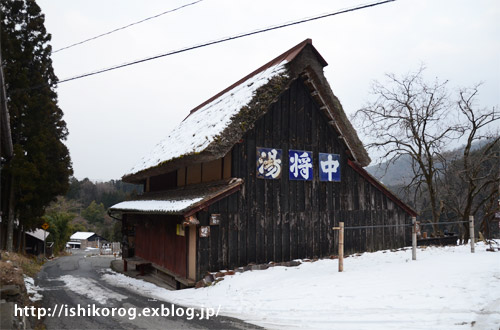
[1,1,73,251]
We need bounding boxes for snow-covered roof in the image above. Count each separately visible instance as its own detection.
[110,198,204,214]
[109,178,243,215]
[70,231,95,240]
[125,60,288,180]
[25,229,49,241]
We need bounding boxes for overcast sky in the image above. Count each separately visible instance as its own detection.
[36,0,499,182]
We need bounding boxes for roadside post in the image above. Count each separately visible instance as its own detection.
[332,222,344,272]
[41,222,49,258]
[412,217,417,260]
[469,215,475,253]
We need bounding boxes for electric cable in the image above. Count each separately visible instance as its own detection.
[52,0,204,54]
[57,0,395,84]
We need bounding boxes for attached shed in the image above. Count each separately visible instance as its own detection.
[110,39,417,288]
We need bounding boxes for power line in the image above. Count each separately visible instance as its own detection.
[344,224,411,230]
[52,0,204,54]
[342,221,469,230]
[57,0,396,84]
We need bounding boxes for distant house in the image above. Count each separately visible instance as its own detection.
[109,39,417,288]
[25,229,49,256]
[69,231,107,249]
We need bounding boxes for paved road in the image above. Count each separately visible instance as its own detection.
[36,250,259,330]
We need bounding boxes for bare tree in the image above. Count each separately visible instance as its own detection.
[441,86,499,242]
[353,67,462,233]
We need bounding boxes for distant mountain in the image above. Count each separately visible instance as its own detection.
[365,138,496,187]
[366,154,414,187]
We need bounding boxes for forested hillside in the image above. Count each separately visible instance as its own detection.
[366,138,499,239]
[43,178,142,251]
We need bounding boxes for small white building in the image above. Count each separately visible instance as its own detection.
[68,231,107,249]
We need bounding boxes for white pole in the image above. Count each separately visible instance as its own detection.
[469,215,475,253]
[412,217,417,260]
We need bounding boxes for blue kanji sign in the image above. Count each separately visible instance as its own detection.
[319,153,341,182]
[289,150,313,181]
[256,147,282,179]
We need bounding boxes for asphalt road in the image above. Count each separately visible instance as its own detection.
[36,250,259,330]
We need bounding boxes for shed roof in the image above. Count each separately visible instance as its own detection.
[123,39,370,183]
[70,231,95,240]
[25,229,49,241]
[109,178,243,216]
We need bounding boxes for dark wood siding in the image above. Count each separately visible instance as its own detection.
[195,78,410,278]
[149,171,177,192]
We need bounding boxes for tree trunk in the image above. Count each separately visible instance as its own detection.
[462,217,470,245]
[428,178,440,235]
[16,224,23,252]
[5,176,15,251]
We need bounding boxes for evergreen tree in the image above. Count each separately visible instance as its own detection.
[44,211,74,253]
[81,201,106,225]
[1,1,72,251]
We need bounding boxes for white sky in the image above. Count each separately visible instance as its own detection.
[36,0,500,181]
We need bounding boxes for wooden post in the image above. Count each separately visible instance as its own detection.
[332,222,344,272]
[469,215,475,253]
[412,217,417,260]
[339,222,344,272]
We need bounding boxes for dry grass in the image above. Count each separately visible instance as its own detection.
[0,251,44,287]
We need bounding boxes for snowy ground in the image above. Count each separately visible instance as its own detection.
[102,242,499,329]
[24,275,43,302]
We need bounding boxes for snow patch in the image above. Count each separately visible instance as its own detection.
[102,242,500,329]
[58,275,127,305]
[23,275,43,302]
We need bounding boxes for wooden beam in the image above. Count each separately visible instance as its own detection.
[183,184,242,218]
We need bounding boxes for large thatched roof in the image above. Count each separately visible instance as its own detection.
[123,39,370,184]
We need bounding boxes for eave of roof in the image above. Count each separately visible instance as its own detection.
[109,178,243,216]
[300,68,371,167]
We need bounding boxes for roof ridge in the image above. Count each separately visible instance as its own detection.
[184,39,325,120]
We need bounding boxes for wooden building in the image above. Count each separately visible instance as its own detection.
[109,39,417,288]
[25,229,49,256]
